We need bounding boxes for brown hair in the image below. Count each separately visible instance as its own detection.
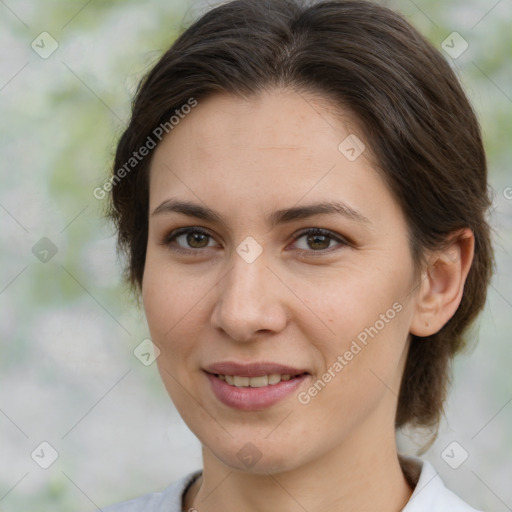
[108,0,494,430]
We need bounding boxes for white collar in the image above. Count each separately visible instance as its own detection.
[399,455,481,511]
[108,456,482,511]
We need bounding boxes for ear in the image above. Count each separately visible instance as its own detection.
[410,228,475,337]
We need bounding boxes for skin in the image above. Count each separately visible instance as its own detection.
[142,89,474,512]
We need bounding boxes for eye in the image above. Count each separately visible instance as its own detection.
[162,227,219,252]
[162,226,348,256]
[291,228,348,253]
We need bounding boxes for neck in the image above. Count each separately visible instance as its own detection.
[185,426,412,512]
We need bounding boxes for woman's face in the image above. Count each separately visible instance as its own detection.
[143,89,421,474]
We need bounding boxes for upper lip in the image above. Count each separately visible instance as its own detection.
[204,361,309,378]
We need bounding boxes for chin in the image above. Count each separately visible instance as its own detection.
[203,435,312,476]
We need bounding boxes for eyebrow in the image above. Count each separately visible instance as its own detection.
[151,199,370,226]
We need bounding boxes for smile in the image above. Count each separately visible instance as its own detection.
[214,373,304,387]
[204,364,310,410]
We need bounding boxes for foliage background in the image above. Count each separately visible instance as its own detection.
[0,0,510,510]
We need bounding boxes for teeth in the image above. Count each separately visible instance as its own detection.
[268,373,281,385]
[217,373,300,387]
[233,376,250,387]
[249,375,268,387]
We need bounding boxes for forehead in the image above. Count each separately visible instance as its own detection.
[147,89,400,227]
[166,90,354,153]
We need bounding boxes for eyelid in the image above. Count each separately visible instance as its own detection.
[161,226,350,254]
[161,226,220,252]
[288,227,350,252]
[162,226,204,242]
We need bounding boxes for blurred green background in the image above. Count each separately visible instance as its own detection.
[0,0,510,510]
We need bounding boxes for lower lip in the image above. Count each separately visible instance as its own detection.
[205,372,309,411]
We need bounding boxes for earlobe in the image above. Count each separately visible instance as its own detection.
[410,229,475,338]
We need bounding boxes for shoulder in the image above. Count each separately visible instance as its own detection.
[400,456,482,512]
[101,470,202,512]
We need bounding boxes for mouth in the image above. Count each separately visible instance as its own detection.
[211,372,307,387]
[204,362,310,410]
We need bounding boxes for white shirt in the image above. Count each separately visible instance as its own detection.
[400,456,482,511]
[102,456,482,511]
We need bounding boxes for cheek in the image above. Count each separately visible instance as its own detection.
[292,262,413,400]
[142,257,222,394]
[295,264,409,341]
[142,265,206,406]
[142,257,205,341]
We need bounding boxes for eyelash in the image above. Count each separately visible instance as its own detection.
[161,227,349,257]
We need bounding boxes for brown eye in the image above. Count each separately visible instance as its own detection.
[307,233,331,250]
[292,228,348,253]
[186,232,210,248]
[163,227,219,252]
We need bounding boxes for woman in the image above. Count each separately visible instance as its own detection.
[105,0,493,510]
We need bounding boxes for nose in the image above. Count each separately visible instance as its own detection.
[210,253,288,342]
